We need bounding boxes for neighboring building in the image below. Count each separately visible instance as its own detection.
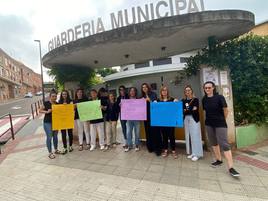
[250,20,268,36]
[0,48,42,102]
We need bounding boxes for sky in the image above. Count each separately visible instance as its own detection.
[0,0,267,81]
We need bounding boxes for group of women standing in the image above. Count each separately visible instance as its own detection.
[40,81,239,177]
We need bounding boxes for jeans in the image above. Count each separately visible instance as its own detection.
[61,129,73,148]
[43,122,58,153]
[184,115,203,157]
[120,119,127,143]
[126,120,140,147]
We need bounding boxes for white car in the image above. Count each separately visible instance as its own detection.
[35,91,43,96]
[24,92,33,98]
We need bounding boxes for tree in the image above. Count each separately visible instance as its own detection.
[185,34,268,125]
[48,65,96,88]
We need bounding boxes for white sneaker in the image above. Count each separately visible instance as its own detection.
[124,147,129,152]
[191,156,199,161]
[100,145,105,150]
[90,145,96,151]
[187,154,193,159]
[135,146,140,151]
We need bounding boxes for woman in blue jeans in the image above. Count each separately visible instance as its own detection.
[40,90,60,159]
[124,87,140,152]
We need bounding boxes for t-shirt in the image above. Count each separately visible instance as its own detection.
[43,101,57,123]
[202,94,227,127]
[182,98,200,123]
[106,102,120,121]
[73,97,88,120]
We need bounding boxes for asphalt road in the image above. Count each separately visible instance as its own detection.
[0,96,43,117]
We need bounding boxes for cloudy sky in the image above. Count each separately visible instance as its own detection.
[0,0,267,81]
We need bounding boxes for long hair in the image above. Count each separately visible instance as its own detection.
[74,88,86,100]
[59,90,71,104]
[128,87,138,98]
[108,92,116,103]
[118,85,126,95]
[183,85,196,99]
[141,83,151,97]
[203,81,217,96]
[97,87,107,98]
[159,86,171,101]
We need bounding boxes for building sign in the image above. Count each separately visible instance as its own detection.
[48,0,205,52]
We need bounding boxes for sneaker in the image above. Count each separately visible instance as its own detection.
[61,148,67,155]
[124,146,129,152]
[85,144,90,150]
[135,146,140,152]
[69,146,73,152]
[211,160,223,168]
[229,168,240,177]
[90,145,96,151]
[104,145,110,151]
[191,156,199,161]
[78,145,83,151]
[112,143,117,148]
[187,154,193,159]
[100,145,105,150]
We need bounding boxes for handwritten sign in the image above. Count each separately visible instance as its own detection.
[150,101,183,127]
[52,104,74,130]
[77,100,102,121]
[121,99,147,120]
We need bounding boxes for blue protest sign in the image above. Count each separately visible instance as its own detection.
[150,101,183,127]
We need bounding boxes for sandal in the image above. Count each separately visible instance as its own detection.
[85,144,90,150]
[61,148,67,155]
[172,151,178,159]
[54,150,61,154]
[78,145,83,151]
[162,150,168,157]
[48,153,55,159]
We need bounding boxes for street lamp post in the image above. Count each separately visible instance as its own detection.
[34,40,45,102]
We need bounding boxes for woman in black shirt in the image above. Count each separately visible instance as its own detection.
[202,81,239,177]
[58,90,74,154]
[182,85,203,161]
[39,90,60,159]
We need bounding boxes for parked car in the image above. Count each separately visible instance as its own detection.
[24,92,33,98]
[35,91,43,96]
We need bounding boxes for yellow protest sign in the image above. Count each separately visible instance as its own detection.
[52,104,74,130]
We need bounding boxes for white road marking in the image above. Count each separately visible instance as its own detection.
[0,118,22,134]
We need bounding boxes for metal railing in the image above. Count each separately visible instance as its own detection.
[31,99,43,119]
[0,113,15,154]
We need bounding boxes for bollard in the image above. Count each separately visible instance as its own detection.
[35,102,38,116]
[9,114,15,140]
[31,104,35,119]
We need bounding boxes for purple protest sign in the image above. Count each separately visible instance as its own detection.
[121,99,147,120]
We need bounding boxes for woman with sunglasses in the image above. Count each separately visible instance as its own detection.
[182,85,203,161]
[202,81,239,177]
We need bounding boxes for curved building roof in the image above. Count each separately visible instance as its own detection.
[43,10,255,69]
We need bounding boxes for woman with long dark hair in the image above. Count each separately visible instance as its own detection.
[73,88,90,151]
[39,90,60,159]
[182,85,203,161]
[141,83,161,156]
[58,90,74,154]
[202,81,239,177]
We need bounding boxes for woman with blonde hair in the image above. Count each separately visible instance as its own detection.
[158,86,177,158]
[182,85,203,161]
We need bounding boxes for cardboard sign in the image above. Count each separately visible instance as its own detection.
[52,104,74,130]
[121,99,147,120]
[77,100,103,121]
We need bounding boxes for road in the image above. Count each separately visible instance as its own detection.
[0,96,43,117]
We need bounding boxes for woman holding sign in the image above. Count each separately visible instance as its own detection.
[89,89,106,151]
[141,83,162,156]
[182,85,203,161]
[124,87,141,152]
[202,81,239,177]
[73,88,90,151]
[39,90,60,159]
[58,90,74,154]
[158,86,178,159]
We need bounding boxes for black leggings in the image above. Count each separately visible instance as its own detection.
[61,129,73,148]
[161,127,175,151]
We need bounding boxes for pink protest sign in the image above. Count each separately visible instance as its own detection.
[121,99,147,120]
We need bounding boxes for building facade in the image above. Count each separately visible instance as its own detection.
[0,48,42,102]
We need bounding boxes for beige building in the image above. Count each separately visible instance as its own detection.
[0,48,42,102]
[250,20,268,36]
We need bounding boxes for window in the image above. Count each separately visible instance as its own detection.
[123,68,128,71]
[180,57,189,63]
[152,57,172,66]
[135,61,150,69]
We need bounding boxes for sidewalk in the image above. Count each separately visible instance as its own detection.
[0,117,268,201]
